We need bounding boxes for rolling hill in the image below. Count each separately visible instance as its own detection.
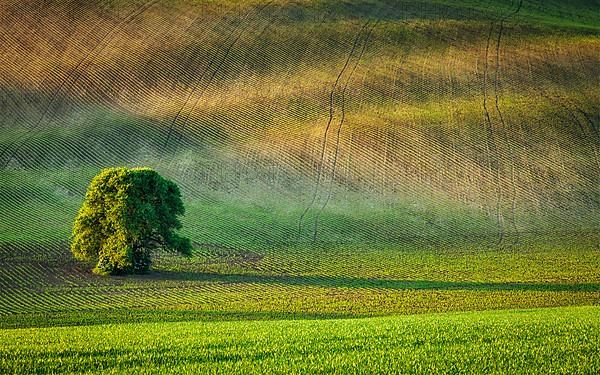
[1,0,598,247]
[0,1,599,371]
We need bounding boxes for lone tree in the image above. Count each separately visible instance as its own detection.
[71,167,192,275]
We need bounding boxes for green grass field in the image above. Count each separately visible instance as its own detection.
[2,307,599,374]
[0,0,599,372]
[1,233,598,329]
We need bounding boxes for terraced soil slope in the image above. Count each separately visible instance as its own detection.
[1,1,599,245]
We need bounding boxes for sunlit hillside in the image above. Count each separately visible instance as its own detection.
[1,0,598,247]
[1,5,599,371]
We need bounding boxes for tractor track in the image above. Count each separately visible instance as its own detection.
[482,19,504,245]
[162,1,276,152]
[481,0,523,246]
[297,20,371,239]
[81,3,234,168]
[179,1,289,155]
[493,0,523,244]
[312,20,378,242]
[177,2,336,207]
[161,8,243,151]
[159,0,290,206]
[176,1,279,145]
[562,97,600,140]
[541,92,600,175]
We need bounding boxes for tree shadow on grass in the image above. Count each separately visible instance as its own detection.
[148,271,600,293]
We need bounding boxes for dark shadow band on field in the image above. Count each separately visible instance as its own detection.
[148,271,600,293]
[0,309,360,330]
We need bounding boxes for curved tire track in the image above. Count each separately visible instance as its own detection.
[297,20,371,239]
[493,0,523,244]
[162,2,275,152]
[312,21,378,242]
[482,19,504,245]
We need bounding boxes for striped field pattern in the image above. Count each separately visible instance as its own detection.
[1,0,598,245]
[0,1,599,370]
[0,1,599,371]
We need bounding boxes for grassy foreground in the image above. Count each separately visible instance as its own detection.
[1,306,598,374]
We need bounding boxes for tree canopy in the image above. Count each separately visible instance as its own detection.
[71,167,191,275]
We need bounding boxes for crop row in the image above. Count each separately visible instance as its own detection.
[0,236,598,325]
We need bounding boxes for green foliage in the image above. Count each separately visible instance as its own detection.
[70,167,191,275]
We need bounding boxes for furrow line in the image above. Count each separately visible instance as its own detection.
[0,0,161,170]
